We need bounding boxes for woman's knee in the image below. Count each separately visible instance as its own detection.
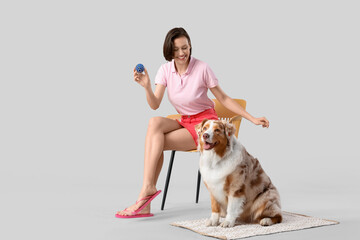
[148,116,166,132]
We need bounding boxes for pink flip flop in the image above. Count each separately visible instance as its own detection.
[115,210,154,218]
[115,190,162,219]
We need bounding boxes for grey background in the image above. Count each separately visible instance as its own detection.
[1,0,359,239]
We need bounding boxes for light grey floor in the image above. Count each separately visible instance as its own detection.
[1,167,359,240]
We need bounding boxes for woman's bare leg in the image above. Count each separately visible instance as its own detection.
[117,117,196,215]
[154,152,164,185]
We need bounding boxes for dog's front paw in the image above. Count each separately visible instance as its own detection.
[220,220,235,228]
[205,218,219,227]
[205,213,220,227]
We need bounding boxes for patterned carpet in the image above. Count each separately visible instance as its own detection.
[171,212,339,240]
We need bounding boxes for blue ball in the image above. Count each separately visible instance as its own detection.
[135,63,145,73]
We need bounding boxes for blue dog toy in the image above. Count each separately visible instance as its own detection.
[135,63,145,73]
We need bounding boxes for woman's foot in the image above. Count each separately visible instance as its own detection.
[116,187,158,216]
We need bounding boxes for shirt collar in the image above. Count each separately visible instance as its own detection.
[171,56,196,75]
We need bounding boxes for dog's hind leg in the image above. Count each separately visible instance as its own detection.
[252,185,282,226]
[257,202,282,226]
[259,212,282,226]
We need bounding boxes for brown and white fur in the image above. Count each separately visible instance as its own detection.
[195,119,282,228]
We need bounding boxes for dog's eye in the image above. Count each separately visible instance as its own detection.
[215,129,221,133]
[203,127,207,131]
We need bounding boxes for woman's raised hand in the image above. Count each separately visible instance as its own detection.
[134,68,150,89]
[252,117,270,128]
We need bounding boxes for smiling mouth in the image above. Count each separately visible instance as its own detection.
[203,141,218,150]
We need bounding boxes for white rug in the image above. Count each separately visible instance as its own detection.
[171,212,339,240]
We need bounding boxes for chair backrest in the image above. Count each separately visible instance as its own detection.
[213,99,246,138]
[167,99,247,138]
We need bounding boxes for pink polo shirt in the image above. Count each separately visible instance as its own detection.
[154,57,218,116]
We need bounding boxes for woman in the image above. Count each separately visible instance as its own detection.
[116,27,269,218]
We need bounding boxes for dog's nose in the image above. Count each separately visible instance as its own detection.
[203,133,210,140]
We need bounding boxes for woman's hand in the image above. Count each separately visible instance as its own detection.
[252,117,270,128]
[133,68,150,89]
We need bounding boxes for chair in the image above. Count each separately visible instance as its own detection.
[161,99,246,210]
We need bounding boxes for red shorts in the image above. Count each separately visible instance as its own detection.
[176,108,219,146]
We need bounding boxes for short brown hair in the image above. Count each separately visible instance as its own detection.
[163,27,192,61]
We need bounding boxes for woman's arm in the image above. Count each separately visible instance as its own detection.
[134,68,165,110]
[145,84,165,110]
[210,85,269,128]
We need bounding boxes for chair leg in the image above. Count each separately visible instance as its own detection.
[161,150,176,210]
[196,169,201,203]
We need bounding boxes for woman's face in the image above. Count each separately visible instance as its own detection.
[173,36,191,66]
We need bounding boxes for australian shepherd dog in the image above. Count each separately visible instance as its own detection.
[196,119,282,227]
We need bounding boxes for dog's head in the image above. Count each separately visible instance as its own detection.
[195,119,236,155]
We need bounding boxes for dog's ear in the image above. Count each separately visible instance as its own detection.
[195,119,208,135]
[224,121,236,139]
